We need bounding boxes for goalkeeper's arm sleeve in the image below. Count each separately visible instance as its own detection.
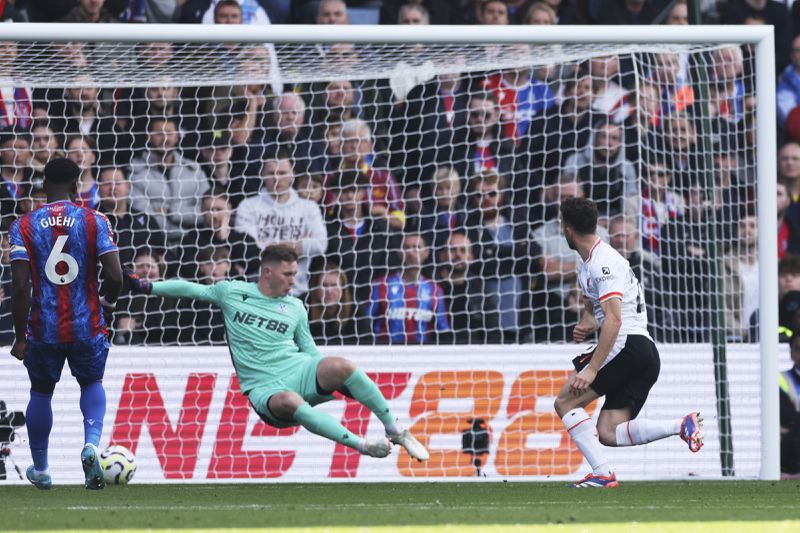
[152,280,221,304]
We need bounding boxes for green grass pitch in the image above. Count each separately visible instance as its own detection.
[2,481,800,531]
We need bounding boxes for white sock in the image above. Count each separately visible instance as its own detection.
[355,438,366,453]
[384,421,402,436]
[615,419,682,446]
[34,468,50,476]
[562,408,612,476]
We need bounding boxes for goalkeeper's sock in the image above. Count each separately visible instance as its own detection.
[293,402,362,451]
[79,382,106,447]
[562,408,613,476]
[26,391,53,472]
[343,368,400,434]
[614,418,681,446]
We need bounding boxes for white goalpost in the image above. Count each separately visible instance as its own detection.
[0,23,779,482]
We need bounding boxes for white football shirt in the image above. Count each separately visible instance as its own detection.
[577,238,650,339]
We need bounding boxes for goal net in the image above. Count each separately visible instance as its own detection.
[0,26,778,482]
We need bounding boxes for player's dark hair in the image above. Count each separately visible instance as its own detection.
[560,197,598,235]
[44,158,80,185]
[261,243,299,265]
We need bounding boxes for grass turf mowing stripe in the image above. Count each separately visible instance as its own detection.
[4,525,800,533]
[2,481,799,529]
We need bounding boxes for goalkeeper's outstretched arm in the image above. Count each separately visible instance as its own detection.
[125,270,221,305]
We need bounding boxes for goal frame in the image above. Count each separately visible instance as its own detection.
[1,23,779,480]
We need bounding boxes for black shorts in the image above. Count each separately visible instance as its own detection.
[572,334,660,419]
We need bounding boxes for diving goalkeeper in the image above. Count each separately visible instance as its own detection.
[124,243,429,461]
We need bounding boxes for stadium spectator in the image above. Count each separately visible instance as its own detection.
[480,58,555,147]
[198,129,257,207]
[178,246,229,344]
[64,134,99,209]
[721,213,759,341]
[657,113,700,190]
[0,126,35,223]
[780,256,800,303]
[368,232,450,344]
[608,214,671,341]
[708,46,747,128]
[777,35,800,130]
[380,0,450,25]
[563,120,636,219]
[397,3,430,24]
[129,116,209,243]
[625,160,685,256]
[114,249,179,345]
[323,122,343,172]
[664,0,688,24]
[436,232,501,343]
[97,165,166,269]
[58,0,119,22]
[0,42,32,131]
[467,170,540,341]
[721,0,791,71]
[625,82,662,161]
[780,333,800,478]
[315,0,349,24]
[660,183,714,342]
[592,0,664,24]
[533,68,594,186]
[324,170,399,303]
[38,83,102,138]
[173,187,260,279]
[454,93,517,180]
[339,119,405,231]
[130,83,183,153]
[235,156,327,296]
[480,0,510,24]
[294,173,325,205]
[307,263,370,344]
[417,166,469,256]
[30,123,62,175]
[523,2,556,24]
[388,70,470,185]
[779,180,800,260]
[648,52,694,118]
[261,93,325,175]
[199,0,272,24]
[310,80,359,130]
[779,141,800,202]
[118,0,183,23]
[588,56,632,124]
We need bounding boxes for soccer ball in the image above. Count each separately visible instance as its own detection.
[99,445,137,485]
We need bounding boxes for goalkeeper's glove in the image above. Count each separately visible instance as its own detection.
[124,268,153,295]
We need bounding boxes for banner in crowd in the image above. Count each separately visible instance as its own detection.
[0,344,775,484]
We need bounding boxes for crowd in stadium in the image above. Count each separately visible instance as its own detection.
[0,0,797,347]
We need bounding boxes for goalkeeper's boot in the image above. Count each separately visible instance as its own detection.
[25,465,52,490]
[680,412,704,453]
[569,472,618,488]
[388,429,430,462]
[81,444,106,490]
[361,437,391,458]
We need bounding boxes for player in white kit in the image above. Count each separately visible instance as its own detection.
[553,198,703,488]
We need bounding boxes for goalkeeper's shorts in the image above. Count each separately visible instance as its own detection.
[248,356,335,428]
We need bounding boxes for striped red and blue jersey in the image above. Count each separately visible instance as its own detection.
[9,200,118,343]
[368,272,450,344]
